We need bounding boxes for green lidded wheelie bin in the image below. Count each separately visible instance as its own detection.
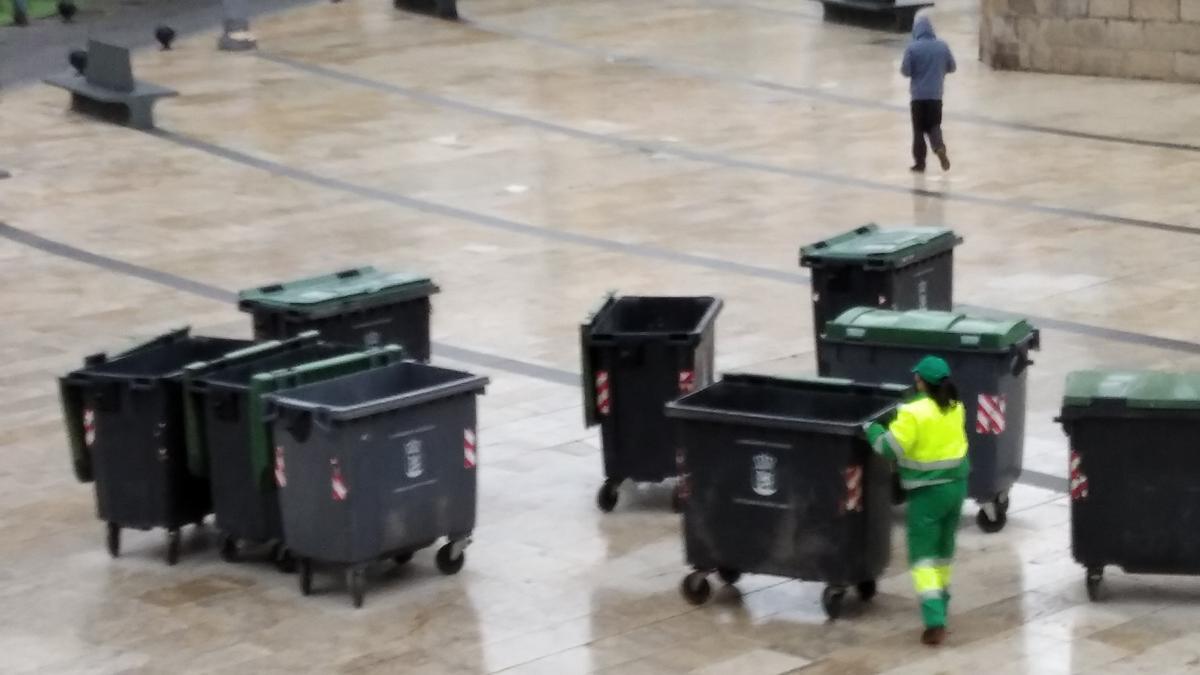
[238,266,439,361]
[800,224,962,370]
[1059,371,1200,601]
[60,328,269,565]
[184,333,404,570]
[666,375,906,620]
[265,361,488,608]
[821,308,1039,532]
[581,293,723,513]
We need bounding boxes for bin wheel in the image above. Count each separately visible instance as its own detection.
[218,534,239,563]
[596,481,620,513]
[273,544,297,574]
[717,568,741,585]
[1086,568,1104,602]
[394,552,414,566]
[347,568,366,609]
[821,586,846,620]
[298,559,313,596]
[680,571,711,605]
[856,580,877,602]
[976,501,1008,533]
[436,544,465,575]
[165,529,181,566]
[105,523,120,558]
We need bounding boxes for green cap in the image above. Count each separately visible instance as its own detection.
[913,356,951,384]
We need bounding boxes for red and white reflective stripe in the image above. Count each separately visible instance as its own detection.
[595,371,611,416]
[678,370,696,394]
[82,408,96,447]
[274,446,287,488]
[1069,450,1089,501]
[844,465,864,513]
[330,458,348,501]
[464,429,477,469]
[976,394,1007,435]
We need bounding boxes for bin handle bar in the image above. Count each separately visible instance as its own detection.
[128,378,157,391]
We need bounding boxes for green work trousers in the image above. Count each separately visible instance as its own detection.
[906,480,967,628]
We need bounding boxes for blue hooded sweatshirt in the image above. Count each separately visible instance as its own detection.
[901,16,956,101]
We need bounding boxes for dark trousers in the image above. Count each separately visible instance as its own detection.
[910,99,945,167]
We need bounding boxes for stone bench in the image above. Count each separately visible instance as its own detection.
[817,0,934,33]
[43,40,178,130]
[394,0,457,20]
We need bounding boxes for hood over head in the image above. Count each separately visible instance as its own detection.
[913,15,935,39]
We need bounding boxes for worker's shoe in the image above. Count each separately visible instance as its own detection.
[910,164,926,173]
[935,147,951,171]
[13,8,29,25]
[921,627,947,646]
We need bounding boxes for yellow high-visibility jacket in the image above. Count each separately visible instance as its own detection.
[865,395,969,490]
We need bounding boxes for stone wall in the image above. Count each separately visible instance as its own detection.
[980,0,1200,83]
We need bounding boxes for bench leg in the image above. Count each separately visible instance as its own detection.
[126,101,156,130]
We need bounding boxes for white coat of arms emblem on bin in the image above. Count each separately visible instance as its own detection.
[405,439,424,478]
[752,453,777,497]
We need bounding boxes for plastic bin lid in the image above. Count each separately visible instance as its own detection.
[799,224,961,268]
[238,266,438,311]
[823,308,1036,352]
[1063,371,1200,410]
[665,374,907,435]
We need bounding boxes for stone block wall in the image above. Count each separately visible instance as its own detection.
[980,0,1200,82]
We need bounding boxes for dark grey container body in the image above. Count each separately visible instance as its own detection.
[268,362,487,565]
[820,337,1037,504]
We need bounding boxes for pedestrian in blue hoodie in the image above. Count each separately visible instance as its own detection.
[901,15,956,173]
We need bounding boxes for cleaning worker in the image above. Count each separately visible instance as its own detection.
[863,356,968,646]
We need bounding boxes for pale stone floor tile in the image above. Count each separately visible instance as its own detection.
[689,647,812,675]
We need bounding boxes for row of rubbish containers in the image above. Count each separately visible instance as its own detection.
[60,229,1200,616]
[61,267,486,607]
[582,224,1200,615]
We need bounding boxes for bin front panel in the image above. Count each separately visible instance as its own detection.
[275,394,478,564]
[810,256,954,348]
[681,420,888,585]
[597,336,714,483]
[90,381,211,529]
[822,341,1028,502]
[1067,416,1200,574]
[204,390,282,543]
[252,297,432,361]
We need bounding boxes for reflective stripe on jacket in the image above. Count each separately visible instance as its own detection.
[866,396,968,489]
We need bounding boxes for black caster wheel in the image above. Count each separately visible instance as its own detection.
[821,586,846,620]
[856,579,877,602]
[596,480,619,513]
[680,571,712,605]
[298,559,313,596]
[218,534,239,563]
[105,523,121,558]
[393,552,414,566]
[976,499,1008,533]
[436,543,465,575]
[717,568,741,585]
[165,529,181,566]
[1086,567,1103,602]
[272,544,297,574]
[347,567,366,609]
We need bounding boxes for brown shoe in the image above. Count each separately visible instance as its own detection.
[934,147,951,171]
[921,627,946,646]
